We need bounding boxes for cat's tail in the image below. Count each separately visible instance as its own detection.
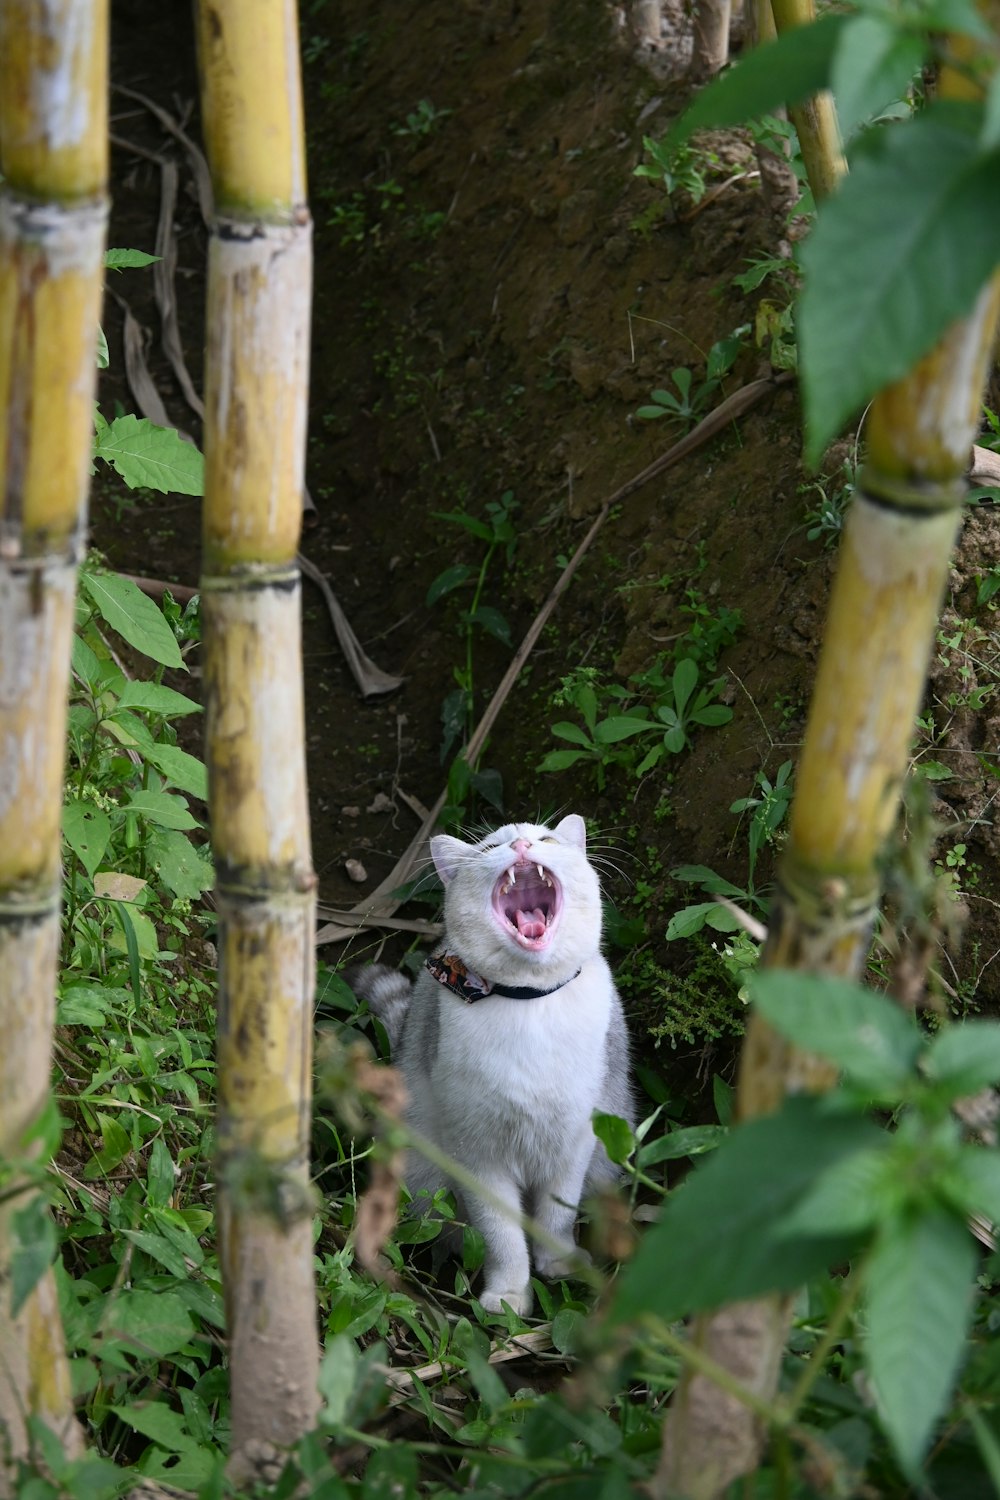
[345,963,412,1053]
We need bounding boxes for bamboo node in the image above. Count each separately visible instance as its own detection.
[858,467,967,517]
[200,562,300,593]
[0,193,107,269]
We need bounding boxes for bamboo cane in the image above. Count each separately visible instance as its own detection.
[193,0,320,1471]
[0,0,108,1482]
[769,0,846,200]
[655,55,1000,1500]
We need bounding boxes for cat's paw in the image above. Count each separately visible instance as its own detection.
[535,1246,592,1281]
[479,1285,533,1316]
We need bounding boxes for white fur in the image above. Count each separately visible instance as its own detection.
[386,816,633,1315]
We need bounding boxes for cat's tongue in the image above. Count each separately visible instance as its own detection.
[515,908,547,940]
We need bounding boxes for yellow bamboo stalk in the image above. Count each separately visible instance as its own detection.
[655,55,1000,1500]
[194,0,319,1471]
[0,0,108,1483]
[769,0,845,201]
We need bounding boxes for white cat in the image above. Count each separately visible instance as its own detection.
[351,814,634,1316]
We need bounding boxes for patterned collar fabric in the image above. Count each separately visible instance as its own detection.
[424,952,581,1004]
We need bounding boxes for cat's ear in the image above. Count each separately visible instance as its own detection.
[554,813,587,850]
[430,834,468,886]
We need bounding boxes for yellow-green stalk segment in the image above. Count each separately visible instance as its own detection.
[0,0,108,1477]
[656,64,1000,1500]
[194,0,320,1461]
[769,0,846,201]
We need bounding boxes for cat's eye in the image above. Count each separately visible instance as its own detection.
[540,836,557,842]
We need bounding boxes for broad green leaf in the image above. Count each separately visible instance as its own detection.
[665,901,739,939]
[102,1288,196,1357]
[551,1307,586,1355]
[748,970,921,1095]
[775,1144,893,1237]
[800,108,1000,466]
[146,827,213,899]
[121,1229,188,1278]
[831,18,925,142]
[923,1020,1000,1100]
[671,864,746,896]
[96,326,109,369]
[865,1206,975,1480]
[93,413,204,495]
[665,14,847,151]
[10,1195,57,1319]
[84,1112,133,1178]
[432,510,494,542]
[105,247,161,270]
[426,563,472,606]
[672,657,698,716]
[80,571,183,668]
[983,71,1000,149]
[638,1124,726,1167]
[539,748,588,773]
[471,604,512,646]
[146,1138,176,1209]
[593,1111,635,1165]
[318,1334,359,1426]
[691,703,732,727]
[56,984,111,1026]
[141,742,208,800]
[611,1096,880,1325]
[71,632,103,687]
[551,721,594,748]
[125,789,199,831]
[940,1143,1000,1226]
[593,716,653,744]
[115,681,200,717]
[62,802,111,879]
[106,903,159,961]
[111,1401,194,1453]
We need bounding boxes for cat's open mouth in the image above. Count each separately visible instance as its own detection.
[491,860,562,951]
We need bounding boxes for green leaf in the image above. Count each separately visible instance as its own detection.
[141,742,208,800]
[146,827,213,899]
[665,14,847,151]
[426,563,472,606]
[10,1195,57,1319]
[539,748,588,773]
[831,18,925,142]
[551,721,594,749]
[125,789,199,831]
[940,1143,1000,1227]
[102,1288,197,1357]
[611,1096,880,1325]
[775,1144,893,1237]
[551,1307,586,1355]
[865,1206,975,1480]
[146,1138,176,1209]
[923,1020,1000,1100]
[432,510,494,542]
[638,1124,726,1167]
[666,901,737,939]
[121,1229,189,1278]
[471,604,512,646]
[672,656,698,716]
[691,703,733,727]
[80,571,183,669]
[111,1400,194,1453]
[105,247,161,270]
[62,802,110,879]
[84,1112,133,1178]
[672,864,746,896]
[800,108,1000,466]
[93,413,204,495]
[318,1335,360,1427]
[115,681,200,717]
[748,970,921,1095]
[636,404,672,420]
[56,984,111,1026]
[593,1111,635,1165]
[593,715,653,744]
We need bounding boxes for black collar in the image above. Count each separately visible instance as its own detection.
[425,952,581,1004]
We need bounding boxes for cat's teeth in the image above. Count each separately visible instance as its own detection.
[507,866,517,887]
[537,864,544,880]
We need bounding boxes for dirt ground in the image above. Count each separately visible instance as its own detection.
[97,0,1000,1094]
